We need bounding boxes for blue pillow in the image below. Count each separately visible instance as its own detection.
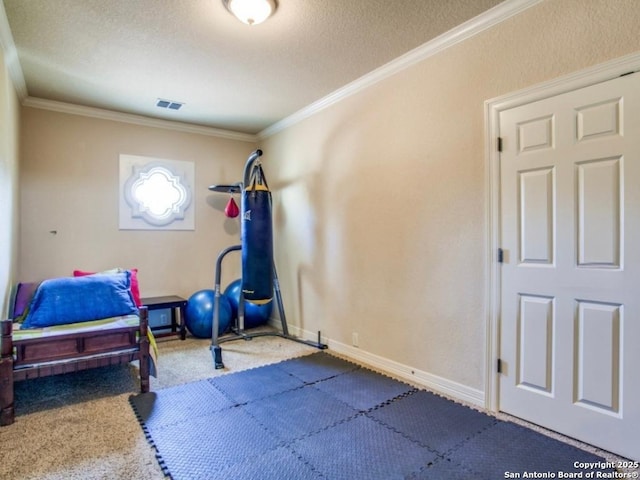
[21,272,138,329]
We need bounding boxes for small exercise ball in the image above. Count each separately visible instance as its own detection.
[224,279,273,329]
[185,289,232,338]
[223,279,242,318]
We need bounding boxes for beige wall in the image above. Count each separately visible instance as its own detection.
[19,108,256,300]
[261,0,640,392]
[0,47,20,318]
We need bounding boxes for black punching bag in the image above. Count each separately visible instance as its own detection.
[241,164,273,304]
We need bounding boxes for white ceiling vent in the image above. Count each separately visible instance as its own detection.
[156,99,184,110]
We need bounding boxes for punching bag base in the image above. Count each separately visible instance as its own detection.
[211,345,224,369]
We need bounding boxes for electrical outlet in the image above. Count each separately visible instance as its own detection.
[352,332,359,348]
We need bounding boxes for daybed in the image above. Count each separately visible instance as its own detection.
[0,271,155,426]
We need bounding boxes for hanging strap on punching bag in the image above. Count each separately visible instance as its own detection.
[241,162,273,304]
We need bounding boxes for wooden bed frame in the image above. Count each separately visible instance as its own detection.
[0,307,150,426]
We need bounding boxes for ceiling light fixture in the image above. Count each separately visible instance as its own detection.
[222,0,277,26]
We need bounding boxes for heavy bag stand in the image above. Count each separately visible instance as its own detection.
[208,149,326,369]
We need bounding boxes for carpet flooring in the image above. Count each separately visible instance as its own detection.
[130,351,616,480]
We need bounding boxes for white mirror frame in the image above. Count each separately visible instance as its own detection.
[119,154,195,230]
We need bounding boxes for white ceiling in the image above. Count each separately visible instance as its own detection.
[2,0,504,135]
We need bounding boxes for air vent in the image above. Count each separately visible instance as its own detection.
[156,99,184,110]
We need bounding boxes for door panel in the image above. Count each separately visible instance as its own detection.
[575,300,620,415]
[576,157,621,267]
[519,168,554,264]
[517,294,554,394]
[499,72,640,461]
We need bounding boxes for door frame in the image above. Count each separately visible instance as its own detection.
[483,51,640,412]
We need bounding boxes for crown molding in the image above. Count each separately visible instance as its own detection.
[0,2,27,99]
[258,0,543,139]
[22,97,258,143]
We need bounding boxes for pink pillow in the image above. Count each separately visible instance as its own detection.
[73,268,141,307]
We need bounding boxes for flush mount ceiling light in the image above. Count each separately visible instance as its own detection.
[222,0,277,26]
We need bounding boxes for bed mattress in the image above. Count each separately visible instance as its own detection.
[12,314,141,341]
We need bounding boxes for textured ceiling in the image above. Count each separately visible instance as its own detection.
[2,0,503,135]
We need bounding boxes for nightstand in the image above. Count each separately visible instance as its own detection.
[141,295,187,340]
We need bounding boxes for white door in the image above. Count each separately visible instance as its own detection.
[499,72,640,461]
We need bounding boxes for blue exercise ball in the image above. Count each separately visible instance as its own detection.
[224,279,242,318]
[224,279,273,329]
[185,289,232,338]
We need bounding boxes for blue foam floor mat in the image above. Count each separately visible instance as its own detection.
[130,351,616,480]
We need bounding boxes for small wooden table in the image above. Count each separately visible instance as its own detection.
[141,295,187,340]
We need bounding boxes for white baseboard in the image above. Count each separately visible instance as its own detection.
[281,323,485,408]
